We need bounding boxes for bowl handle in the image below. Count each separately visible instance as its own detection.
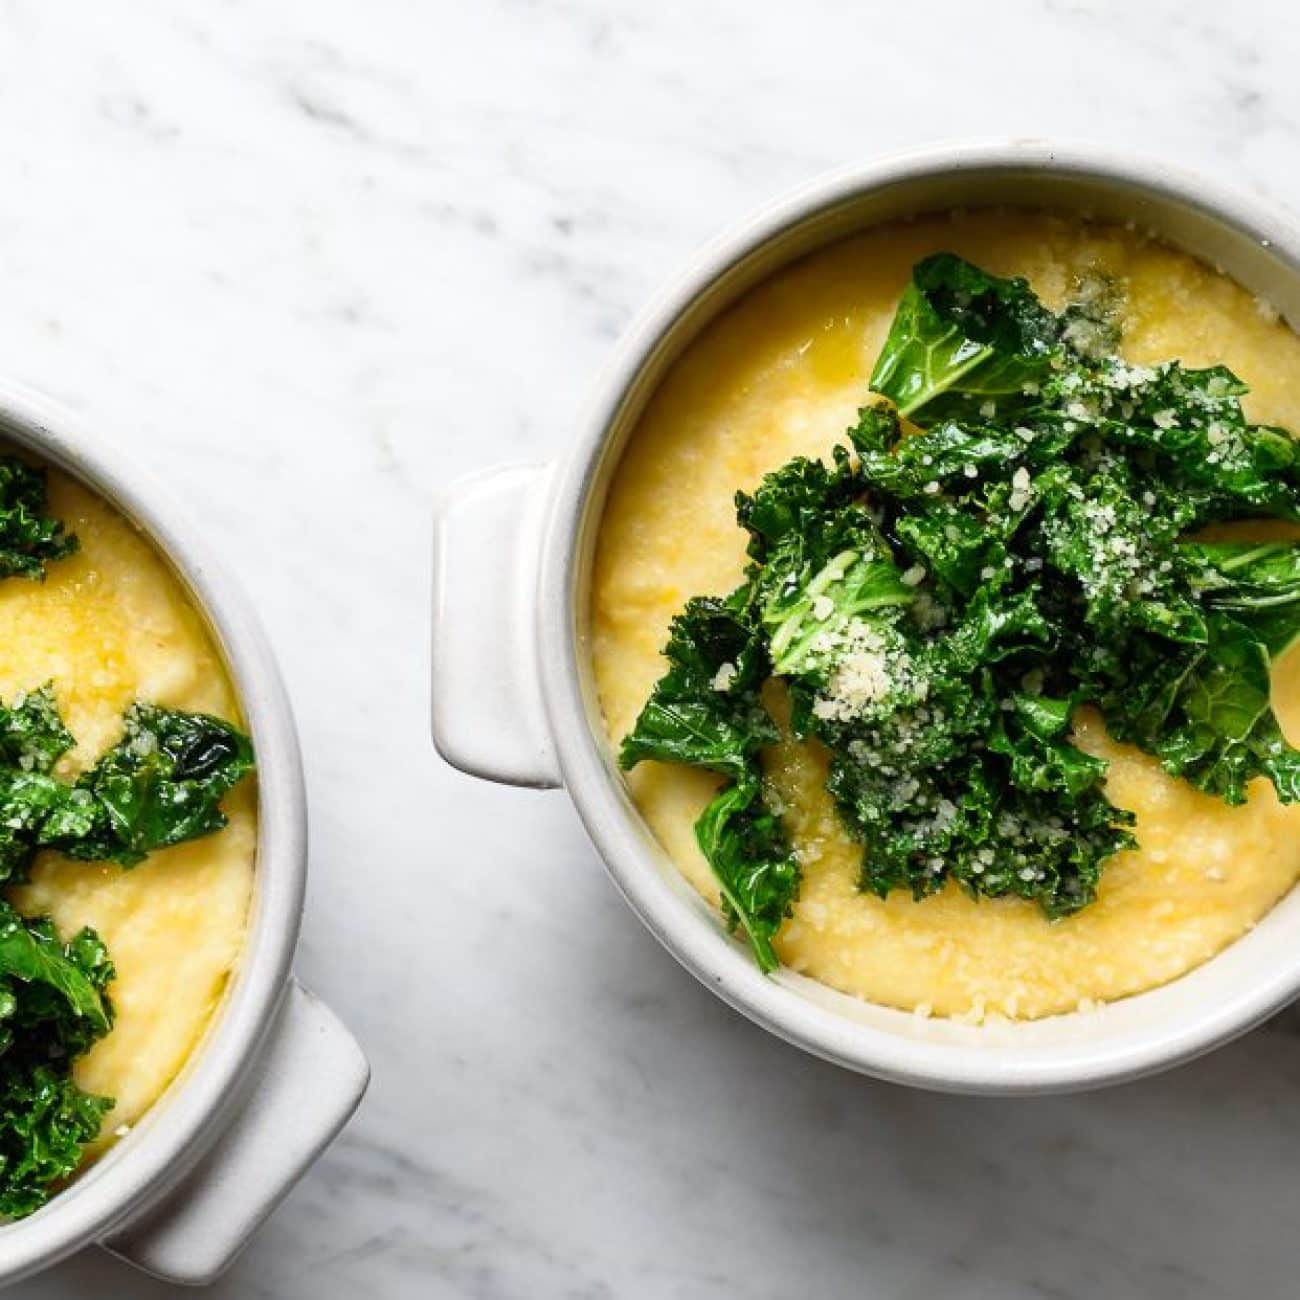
[431,462,562,788]
[99,979,369,1286]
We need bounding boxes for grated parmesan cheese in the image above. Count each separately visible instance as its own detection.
[1007,466,1032,512]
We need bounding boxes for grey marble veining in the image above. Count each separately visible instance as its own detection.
[7,0,1300,1296]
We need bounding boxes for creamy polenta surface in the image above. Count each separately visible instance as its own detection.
[591,210,1300,1020]
[6,470,254,1136]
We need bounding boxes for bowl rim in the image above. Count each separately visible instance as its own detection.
[0,379,305,1280]
[535,138,1300,1094]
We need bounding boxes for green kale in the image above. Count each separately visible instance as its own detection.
[0,908,110,1039]
[60,705,255,866]
[619,593,799,967]
[1144,613,1300,805]
[618,593,777,780]
[0,1065,111,1219]
[0,457,78,579]
[0,688,83,884]
[0,901,114,1219]
[0,686,75,774]
[694,772,799,973]
[868,253,1062,421]
[0,696,254,885]
[622,250,1300,971]
[1183,540,1300,655]
[735,445,863,562]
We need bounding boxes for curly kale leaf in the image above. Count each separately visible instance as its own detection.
[1183,540,1300,655]
[60,705,255,866]
[0,1065,111,1219]
[0,696,255,885]
[764,547,914,680]
[694,771,799,973]
[894,499,999,598]
[1142,613,1300,805]
[868,253,1062,422]
[618,586,797,968]
[0,457,78,580]
[853,416,1039,499]
[806,593,1126,918]
[827,747,1131,918]
[0,901,114,1219]
[0,688,83,886]
[618,592,777,780]
[1037,459,1209,645]
[735,444,863,563]
[0,908,111,1039]
[0,686,74,775]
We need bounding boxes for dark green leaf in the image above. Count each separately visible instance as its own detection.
[0,1063,112,1219]
[868,253,1062,421]
[619,594,777,779]
[1183,539,1300,655]
[59,705,256,866]
[0,686,74,775]
[0,904,109,1033]
[0,458,78,580]
[0,902,114,1219]
[1153,614,1292,804]
[694,771,798,973]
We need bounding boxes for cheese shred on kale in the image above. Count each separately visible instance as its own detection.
[0,458,256,1218]
[620,253,1300,972]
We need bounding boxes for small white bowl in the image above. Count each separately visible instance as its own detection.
[0,381,368,1287]
[432,140,1300,1095]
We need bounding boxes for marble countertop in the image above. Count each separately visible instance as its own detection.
[11,0,1300,1296]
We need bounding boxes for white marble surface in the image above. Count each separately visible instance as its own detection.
[7,0,1300,1295]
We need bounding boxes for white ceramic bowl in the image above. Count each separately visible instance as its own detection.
[432,140,1300,1095]
[0,382,368,1288]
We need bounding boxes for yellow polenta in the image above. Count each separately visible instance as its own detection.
[591,210,1300,1020]
[6,471,254,1136]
